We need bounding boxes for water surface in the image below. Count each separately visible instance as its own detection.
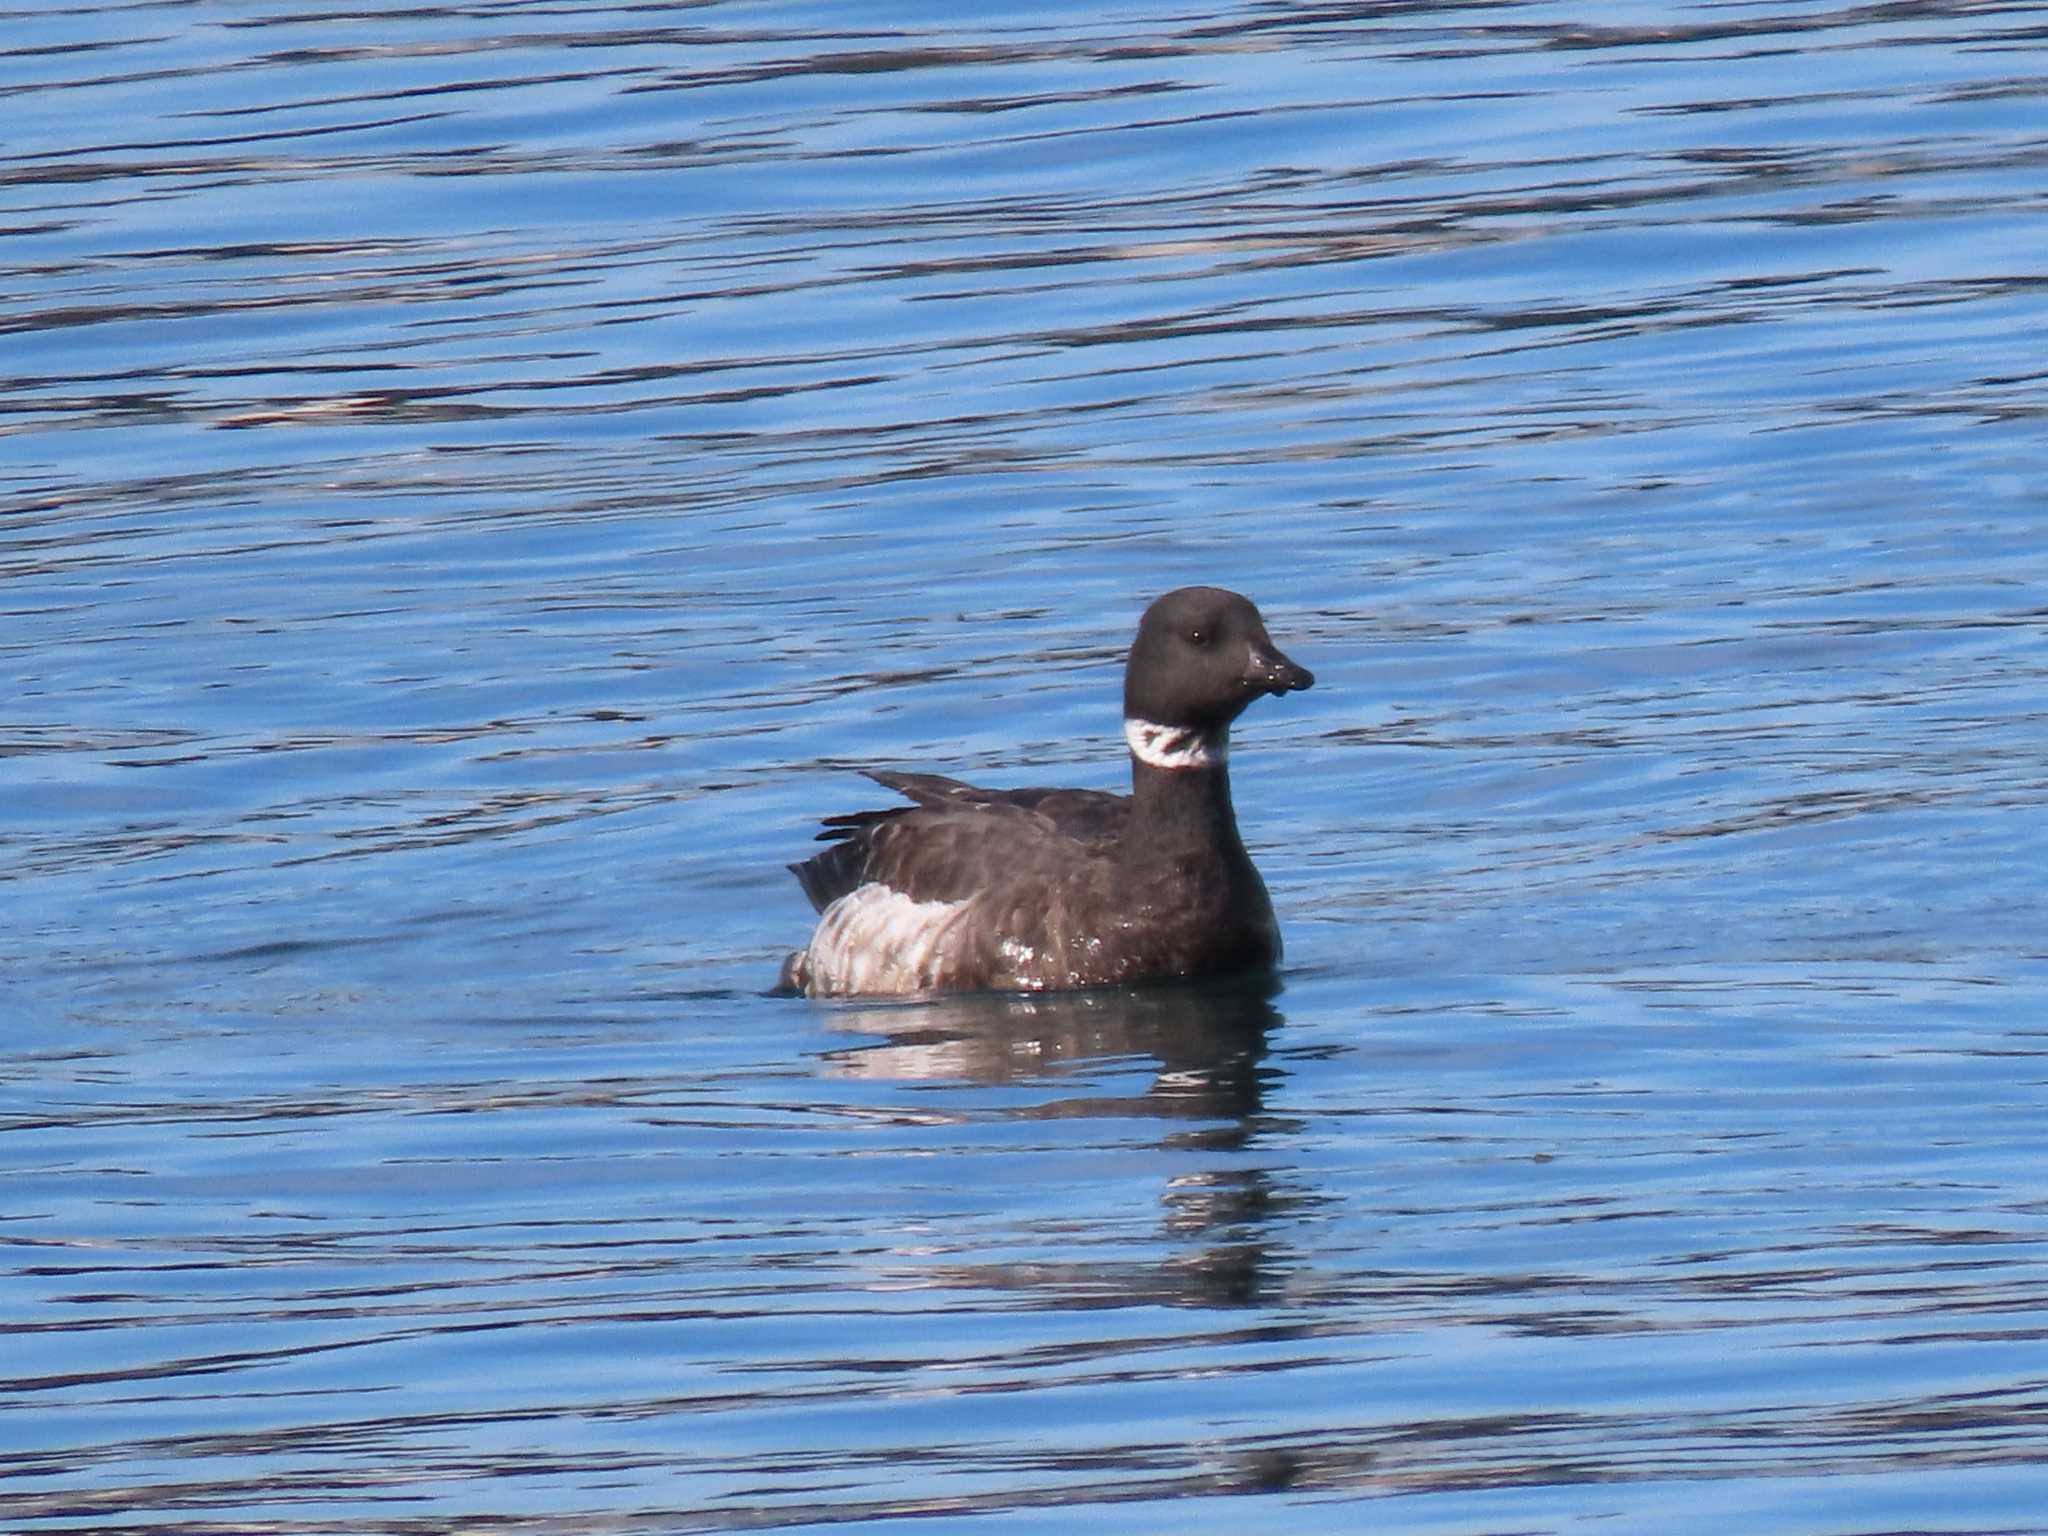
[6,3,2048,1531]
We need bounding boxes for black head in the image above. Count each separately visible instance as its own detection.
[1122,586,1314,732]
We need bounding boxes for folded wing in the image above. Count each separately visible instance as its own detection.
[789,770,1127,914]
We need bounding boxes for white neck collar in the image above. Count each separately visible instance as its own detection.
[1124,717,1227,771]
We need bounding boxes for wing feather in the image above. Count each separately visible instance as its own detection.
[788,771,1125,913]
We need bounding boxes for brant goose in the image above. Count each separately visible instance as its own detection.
[779,587,1313,997]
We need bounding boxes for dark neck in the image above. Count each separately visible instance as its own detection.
[1125,755,1246,862]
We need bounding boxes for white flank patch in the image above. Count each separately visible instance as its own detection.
[1124,716,1226,771]
[804,882,975,996]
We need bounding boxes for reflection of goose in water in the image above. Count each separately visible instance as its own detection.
[817,978,1306,1318]
[780,588,1313,997]
[816,975,1282,1112]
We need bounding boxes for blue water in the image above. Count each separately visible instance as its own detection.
[6,3,2048,1531]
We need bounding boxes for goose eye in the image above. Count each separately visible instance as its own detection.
[1187,627,1208,647]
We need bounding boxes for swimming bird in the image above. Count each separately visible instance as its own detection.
[779,587,1314,997]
